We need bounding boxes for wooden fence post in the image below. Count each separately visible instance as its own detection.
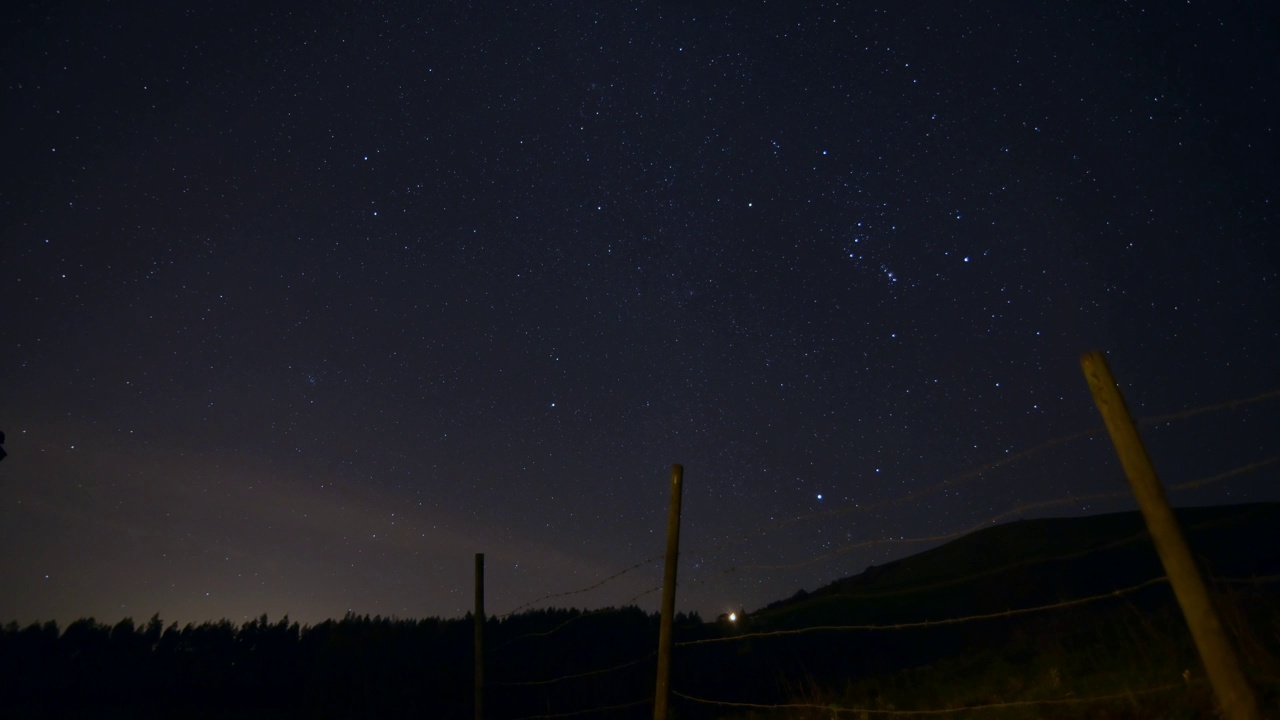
[474,552,485,720]
[1080,351,1260,720]
[653,464,684,720]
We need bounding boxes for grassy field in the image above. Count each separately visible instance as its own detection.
[799,588,1280,719]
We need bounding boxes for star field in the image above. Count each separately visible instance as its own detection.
[2,1,1277,626]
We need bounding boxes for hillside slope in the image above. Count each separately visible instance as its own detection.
[745,502,1280,628]
[671,502,1280,711]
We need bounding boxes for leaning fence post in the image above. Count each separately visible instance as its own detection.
[653,464,684,720]
[1080,351,1260,720]
[474,552,485,720]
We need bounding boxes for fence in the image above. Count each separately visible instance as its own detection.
[475,352,1279,720]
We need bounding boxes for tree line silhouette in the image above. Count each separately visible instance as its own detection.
[1,608,707,719]
[6,504,1277,718]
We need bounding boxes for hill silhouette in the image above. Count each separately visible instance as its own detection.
[744,501,1280,628]
[671,502,1280,715]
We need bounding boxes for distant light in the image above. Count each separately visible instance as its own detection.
[816,494,823,500]
[728,612,737,622]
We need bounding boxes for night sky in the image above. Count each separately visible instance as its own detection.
[2,1,1278,628]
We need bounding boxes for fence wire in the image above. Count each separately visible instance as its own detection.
[689,386,1280,578]
[675,576,1175,646]
[500,552,664,620]
[491,650,655,687]
[493,606,644,653]
[672,683,1186,716]
[1136,388,1280,428]
[491,388,1278,630]
[688,453,1276,588]
[485,386,1279,719]
[506,698,650,720]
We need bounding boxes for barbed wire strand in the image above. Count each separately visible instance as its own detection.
[500,553,664,620]
[694,386,1280,568]
[1136,388,1280,428]
[625,584,662,605]
[679,427,1102,576]
[491,651,655,687]
[689,454,1277,585]
[754,428,1104,540]
[487,390,1276,661]
[493,606,641,653]
[740,530,1151,621]
[495,583,668,652]
[493,390,1278,629]
[682,486,1122,588]
[1214,574,1280,586]
[506,698,649,720]
[492,573,1280,716]
[696,489,1134,580]
[1168,457,1278,491]
[483,391,1278,720]
[676,576,1173,646]
[672,683,1184,716]
[747,568,1280,633]
[741,504,1279,622]
[494,570,1276,717]
[717,489,1132,577]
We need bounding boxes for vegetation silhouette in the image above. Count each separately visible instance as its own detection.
[2,503,1277,718]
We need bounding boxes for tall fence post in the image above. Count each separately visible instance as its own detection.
[653,464,684,720]
[474,552,485,720]
[1080,351,1260,720]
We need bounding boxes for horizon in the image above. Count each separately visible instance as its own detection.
[3,1,1277,630]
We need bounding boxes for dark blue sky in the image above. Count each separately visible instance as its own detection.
[2,1,1277,626]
